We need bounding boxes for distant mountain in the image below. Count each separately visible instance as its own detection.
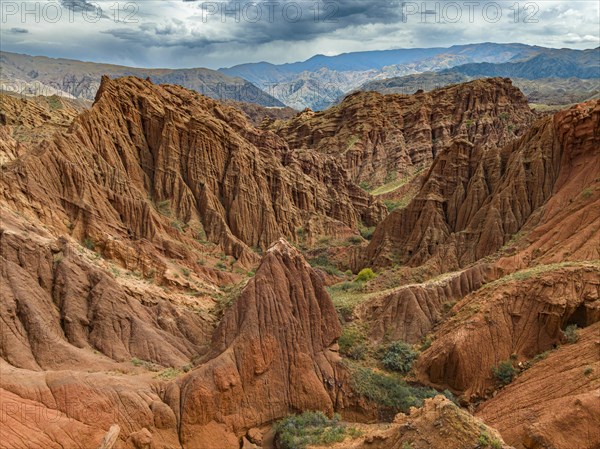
[448,47,600,79]
[220,43,544,109]
[0,51,284,107]
[357,47,600,107]
[221,44,598,109]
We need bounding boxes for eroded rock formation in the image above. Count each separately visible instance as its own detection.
[1,76,385,270]
[477,323,600,449]
[270,78,534,186]
[363,100,599,273]
[177,239,344,447]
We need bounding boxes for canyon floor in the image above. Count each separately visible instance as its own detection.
[0,77,598,449]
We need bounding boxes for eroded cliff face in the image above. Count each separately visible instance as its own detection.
[477,323,600,449]
[362,100,599,273]
[177,239,344,448]
[269,78,534,187]
[0,76,385,271]
[0,229,344,448]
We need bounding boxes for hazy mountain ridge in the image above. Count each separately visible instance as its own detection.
[0,51,285,107]
[221,44,598,109]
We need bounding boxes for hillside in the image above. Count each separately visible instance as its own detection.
[0,76,598,449]
[221,43,597,109]
[0,51,284,106]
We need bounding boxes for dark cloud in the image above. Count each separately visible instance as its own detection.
[60,0,109,19]
[10,27,29,34]
[0,0,597,68]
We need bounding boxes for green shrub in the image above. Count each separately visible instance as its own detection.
[274,412,359,449]
[215,262,227,271]
[355,268,376,283]
[130,357,160,372]
[564,324,580,344]
[349,366,437,418]
[348,235,363,245]
[308,254,342,276]
[380,341,418,374]
[359,226,376,240]
[492,360,516,385]
[383,199,402,212]
[339,326,368,360]
[420,337,433,351]
[181,267,191,278]
[82,237,95,250]
[584,366,593,376]
[156,367,182,380]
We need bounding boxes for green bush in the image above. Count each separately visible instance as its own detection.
[274,412,358,449]
[309,254,342,276]
[359,226,376,240]
[380,341,418,374]
[355,268,376,283]
[492,360,516,385]
[383,199,402,212]
[339,326,368,360]
[82,237,95,250]
[348,235,363,245]
[349,366,437,419]
[564,324,580,343]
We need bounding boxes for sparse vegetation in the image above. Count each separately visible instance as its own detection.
[492,360,516,386]
[477,431,503,449]
[308,254,342,276]
[274,412,360,449]
[215,262,227,271]
[380,341,418,374]
[420,337,433,351]
[156,367,182,380]
[349,365,438,419]
[583,366,593,376]
[564,324,580,344]
[131,357,161,372]
[327,282,367,320]
[359,181,372,191]
[582,188,593,199]
[359,226,376,240]
[181,267,191,278]
[347,235,363,245]
[82,237,95,250]
[355,268,376,283]
[383,199,403,212]
[339,325,368,360]
[156,199,171,216]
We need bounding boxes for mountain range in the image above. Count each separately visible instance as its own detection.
[1,71,598,448]
[3,43,598,111]
[0,51,285,107]
[221,43,599,109]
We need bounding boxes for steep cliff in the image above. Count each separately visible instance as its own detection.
[363,100,599,273]
[1,76,385,271]
[269,78,534,187]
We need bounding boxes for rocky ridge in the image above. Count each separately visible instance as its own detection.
[269,78,534,189]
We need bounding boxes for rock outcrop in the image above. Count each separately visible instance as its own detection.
[270,78,534,187]
[414,263,599,398]
[178,239,344,447]
[0,76,385,270]
[356,263,500,344]
[311,396,512,449]
[0,234,345,448]
[363,100,599,273]
[477,322,600,449]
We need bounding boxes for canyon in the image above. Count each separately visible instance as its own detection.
[0,73,598,449]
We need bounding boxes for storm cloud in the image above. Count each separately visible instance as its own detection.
[1,0,598,68]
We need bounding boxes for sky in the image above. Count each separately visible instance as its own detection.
[1,0,599,69]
